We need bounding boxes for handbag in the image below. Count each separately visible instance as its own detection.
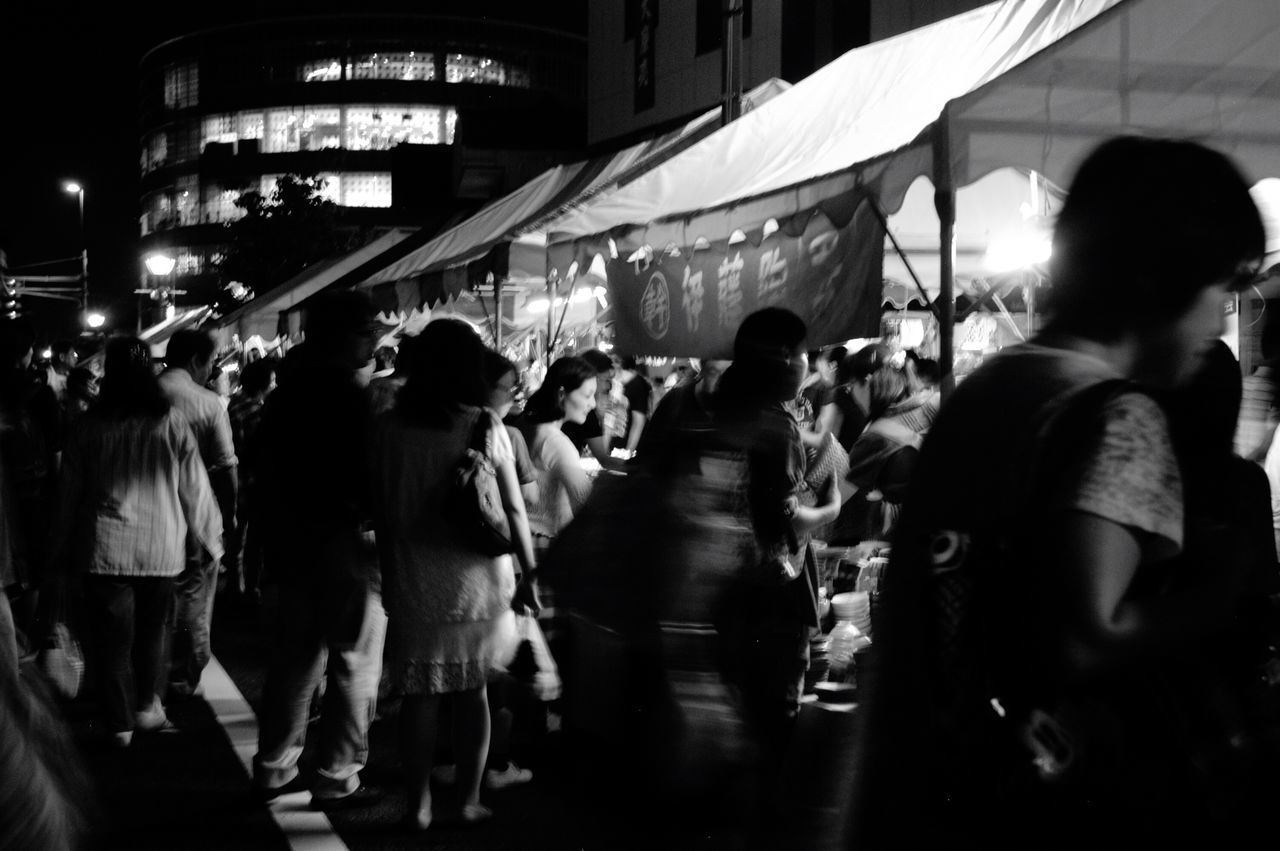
[447,412,513,557]
[37,579,85,701]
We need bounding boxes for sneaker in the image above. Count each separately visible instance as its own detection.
[484,762,533,790]
[431,764,457,785]
[135,700,171,732]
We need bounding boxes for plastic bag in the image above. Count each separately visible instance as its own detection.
[38,622,84,700]
[511,614,561,701]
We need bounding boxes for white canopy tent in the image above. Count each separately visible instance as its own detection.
[541,0,1280,385]
[353,79,791,318]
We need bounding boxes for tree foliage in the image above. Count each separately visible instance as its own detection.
[214,174,363,312]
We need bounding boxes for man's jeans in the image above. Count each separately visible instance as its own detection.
[253,582,386,797]
[86,575,175,732]
[169,555,218,698]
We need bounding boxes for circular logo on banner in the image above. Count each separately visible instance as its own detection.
[640,271,670,340]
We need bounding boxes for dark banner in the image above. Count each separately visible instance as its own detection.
[634,0,656,113]
[605,199,885,358]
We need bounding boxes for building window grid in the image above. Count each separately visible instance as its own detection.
[445,53,530,87]
[163,62,200,109]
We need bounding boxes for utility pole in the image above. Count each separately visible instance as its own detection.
[721,0,744,127]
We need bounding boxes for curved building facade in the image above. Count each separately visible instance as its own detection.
[138,14,585,307]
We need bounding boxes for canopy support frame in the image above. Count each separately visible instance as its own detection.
[933,112,957,399]
[868,197,939,320]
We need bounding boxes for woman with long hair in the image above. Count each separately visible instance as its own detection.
[373,319,538,829]
[522,356,598,540]
[53,336,223,746]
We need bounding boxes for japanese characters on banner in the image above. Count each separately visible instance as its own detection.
[599,196,885,358]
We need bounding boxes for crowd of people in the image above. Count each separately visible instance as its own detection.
[5,135,1280,848]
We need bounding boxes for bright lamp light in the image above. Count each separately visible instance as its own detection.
[86,312,106,329]
[145,253,176,276]
[983,232,1051,274]
[63,181,82,195]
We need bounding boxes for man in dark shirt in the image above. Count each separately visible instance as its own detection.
[617,355,652,457]
[253,291,387,807]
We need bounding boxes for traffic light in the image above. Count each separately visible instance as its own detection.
[2,277,19,318]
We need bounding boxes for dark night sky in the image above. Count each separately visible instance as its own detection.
[1,1,584,337]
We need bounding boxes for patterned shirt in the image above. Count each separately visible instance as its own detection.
[158,368,237,472]
[56,409,224,577]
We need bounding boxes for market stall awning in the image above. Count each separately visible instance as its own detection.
[353,78,791,311]
[539,0,1280,358]
[215,227,417,347]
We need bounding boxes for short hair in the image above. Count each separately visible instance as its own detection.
[51,340,75,358]
[620,355,642,371]
[1047,137,1264,340]
[866,365,912,420]
[239,358,276,397]
[733,307,807,365]
[98,336,169,420]
[525,356,597,423]
[166,328,216,368]
[579,349,616,375]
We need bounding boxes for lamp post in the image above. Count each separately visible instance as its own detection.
[63,181,88,313]
[144,252,177,329]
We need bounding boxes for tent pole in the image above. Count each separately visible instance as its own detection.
[869,197,937,318]
[546,273,555,367]
[494,278,504,351]
[933,111,957,399]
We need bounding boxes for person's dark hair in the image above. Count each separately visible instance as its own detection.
[392,335,417,377]
[51,340,75,359]
[67,367,98,402]
[1261,302,1280,365]
[1047,137,1264,340]
[394,319,488,427]
[482,349,517,388]
[579,349,615,376]
[374,345,396,372]
[905,349,941,387]
[837,343,889,385]
[620,355,641,372]
[305,290,379,348]
[525,356,596,423]
[96,336,169,420]
[1163,340,1241,507]
[239,358,276,397]
[719,307,808,407]
[828,345,848,367]
[165,328,216,370]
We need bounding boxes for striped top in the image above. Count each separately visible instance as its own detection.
[159,369,237,472]
[56,409,224,578]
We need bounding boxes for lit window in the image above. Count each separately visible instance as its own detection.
[176,249,204,276]
[300,58,344,82]
[327,51,435,82]
[338,172,392,207]
[202,113,237,150]
[163,62,199,109]
[345,105,450,149]
[445,54,529,87]
[202,183,246,224]
[142,131,169,173]
[176,175,199,226]
[239,112,264,141]
[301,106,342,151]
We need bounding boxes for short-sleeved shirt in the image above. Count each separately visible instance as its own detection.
[506,425,536,486]
[620,375,653,447]
[159,368,237,472]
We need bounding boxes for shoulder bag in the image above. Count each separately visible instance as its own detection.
[447,412,513,557]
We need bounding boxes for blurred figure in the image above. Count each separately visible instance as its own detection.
[525,357,598,541]
[632,358,729,476]
[63,367,99,424]
[226,358,277,601]
[253,291,387,807]
[373,320,539,828]
[801,346,843,436]
[0,318,60,642]
[819,343,889,451]
[483,350,538,506]
[53,337,223,745]
[160,328,238,699]
[1238,308,1280,461]
[369,337,413,417]
[615,355,651,457]
[853,137,1271,848]
[44,340,76,403]
[830,361,934,546]
[373,345,396,378]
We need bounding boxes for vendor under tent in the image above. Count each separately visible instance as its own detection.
[541,0,1280,391]
[338,79,791,324]
[213,227,418,351]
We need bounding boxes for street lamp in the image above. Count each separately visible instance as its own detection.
[86,311,106,330]
[144,253,178,323]
[63,181,87,312]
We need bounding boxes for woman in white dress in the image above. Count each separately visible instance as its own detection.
[373,320,539,829]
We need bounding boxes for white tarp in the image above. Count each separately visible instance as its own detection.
[358,79,791,298]
[545,0,1280,249]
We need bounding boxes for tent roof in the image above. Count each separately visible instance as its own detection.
[359,78,791,291]
[216,227,416,342]
[545,0,1280,246]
